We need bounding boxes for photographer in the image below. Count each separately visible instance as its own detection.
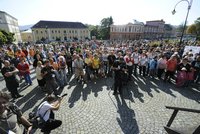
[0,91,32,134]
[36,95,63,134]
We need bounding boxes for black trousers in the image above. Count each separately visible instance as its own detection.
[133,64,138,76]
[42,111,62,134]
[164,70,175,81]
[114,78,122,94]
[127,65,133,80]
[157,68,165,79]
[6,80,20,98]
[67,62,73,74]
[139,66,146,77]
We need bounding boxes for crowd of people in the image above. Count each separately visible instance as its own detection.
[0,39,200,133]
[0,40,200,94]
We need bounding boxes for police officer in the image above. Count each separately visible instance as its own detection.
[112,52,127,95]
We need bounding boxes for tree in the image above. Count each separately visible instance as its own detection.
[88,25,100,39]
[187,24,197,34]
[187,17,200,40]
[99,16,114,40]
[0,31,7,46]
[194,17,200,39]
[0,30,15,44]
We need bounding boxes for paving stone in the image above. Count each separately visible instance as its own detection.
[0,66,199,133]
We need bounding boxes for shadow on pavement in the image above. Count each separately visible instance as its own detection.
[15,86,46,113]
[115,95,139,134]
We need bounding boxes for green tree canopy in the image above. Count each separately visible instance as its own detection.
[186,17,200,40]
[99,16,114,40]
[0,30,15,45]
[187,24,197,34]
[0,31,7,46]
[194,17,200,36]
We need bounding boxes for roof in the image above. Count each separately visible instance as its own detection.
[32,20,87,29]
[0,11,17,20]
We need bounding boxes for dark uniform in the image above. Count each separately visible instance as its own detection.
[112,57,127,95]
[1,66,21,98]
[41,65,58,95]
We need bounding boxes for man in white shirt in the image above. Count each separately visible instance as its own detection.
[37,95,62,134]
[132,50,139,76]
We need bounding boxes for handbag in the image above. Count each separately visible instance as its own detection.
[28,104,49,129]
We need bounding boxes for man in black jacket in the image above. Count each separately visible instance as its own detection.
[112,53,127,95]
[1,60,23,99]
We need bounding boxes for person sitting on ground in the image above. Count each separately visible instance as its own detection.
[36,95,62,134]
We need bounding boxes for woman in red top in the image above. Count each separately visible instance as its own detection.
[164,55,177,83]
[17,58,32,85]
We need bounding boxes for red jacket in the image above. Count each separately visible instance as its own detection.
[17,62,30,75]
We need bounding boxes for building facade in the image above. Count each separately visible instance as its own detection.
[0,11,22,43]
[110,22,144,40]
[20,29,33,43]
[32,20,90,42]
[144,20,165,39]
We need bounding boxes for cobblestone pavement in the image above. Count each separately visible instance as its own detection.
[0,68,200,134]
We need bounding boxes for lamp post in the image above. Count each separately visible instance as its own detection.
[172,0,193,46]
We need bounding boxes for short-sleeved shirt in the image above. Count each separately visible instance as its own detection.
[0,103,22,134]
[1,66,19,89]
[37,101,53,122]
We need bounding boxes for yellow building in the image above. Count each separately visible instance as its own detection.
[32,20,90,42]
[20,29,33,43]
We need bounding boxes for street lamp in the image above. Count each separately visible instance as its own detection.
[172,0,193,46]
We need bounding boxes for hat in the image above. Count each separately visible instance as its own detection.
[181,67,187,71]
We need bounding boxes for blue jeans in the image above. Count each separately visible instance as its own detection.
[60,69,67,86]
[24,74,32,84]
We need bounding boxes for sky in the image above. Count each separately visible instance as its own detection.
[0,0,199,26]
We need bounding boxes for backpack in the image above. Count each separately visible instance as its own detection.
[28,104,48,129]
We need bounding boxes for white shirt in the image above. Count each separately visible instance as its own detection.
[132,52,139,64]
[139,55,148,66]
[37,101,53,121]
[36,66,43,80]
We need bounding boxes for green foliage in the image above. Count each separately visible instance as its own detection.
[0,31,7,46]
[88,25,100,39]
[0,30,15,45]
[194,17,200,36]
[87,16,113,40]
[187,24,197,34]
[186,17,200,41]
[99,16,114,40]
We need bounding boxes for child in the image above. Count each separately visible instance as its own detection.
[176,67,187,87]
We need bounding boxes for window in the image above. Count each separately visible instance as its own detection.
[58,30,60,33]
[129,26,132,32]
[55,30,57,33]
[69,30,71,33]
[64,30,66,33]
[41,31,43,34]
[36,30,38,34]
[52,37,54,39]
[52,30,54,33]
